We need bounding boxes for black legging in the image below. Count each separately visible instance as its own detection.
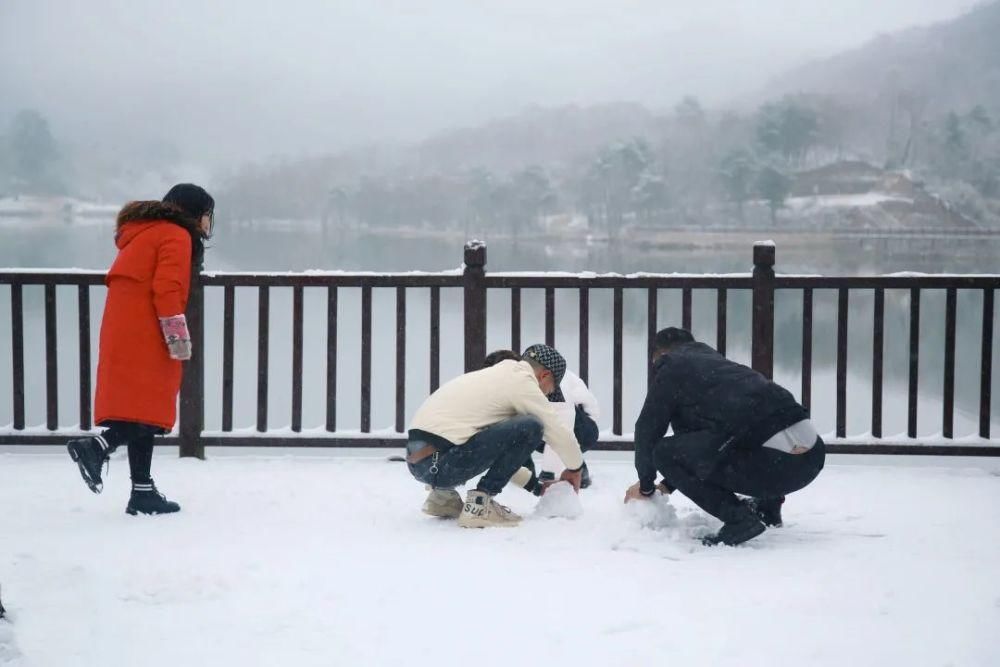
[99,420,163,484]
[654,430,825,524]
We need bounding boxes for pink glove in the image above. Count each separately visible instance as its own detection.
[159,314,192,360]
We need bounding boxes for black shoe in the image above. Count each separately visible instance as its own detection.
[580,462,592,489]
[538,471,556,483]
[702,516,766,547]
[126,482,181,516]
[67,436,111,494]
[744,496,784,527]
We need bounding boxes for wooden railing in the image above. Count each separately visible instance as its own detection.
[1,241,997,457]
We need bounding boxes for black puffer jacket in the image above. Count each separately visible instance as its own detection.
[634,342,807,491]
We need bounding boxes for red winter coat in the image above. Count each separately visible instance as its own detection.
[94,202,195,430]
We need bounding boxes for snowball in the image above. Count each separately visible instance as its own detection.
[624,492,678,530]
[533,481,583,519]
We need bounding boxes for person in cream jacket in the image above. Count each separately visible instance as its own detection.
[406,345,583,528]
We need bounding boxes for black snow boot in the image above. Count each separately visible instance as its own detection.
[126,481,181,516]
[744,496,785,527]
[702,515,766,547]
[67,435,112,494]
[580,462,592,489]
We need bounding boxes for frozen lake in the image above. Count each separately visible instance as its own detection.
[1,449,999,666]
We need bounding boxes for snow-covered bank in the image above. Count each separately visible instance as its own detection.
[0,196,119,221]
[1,450,998,666]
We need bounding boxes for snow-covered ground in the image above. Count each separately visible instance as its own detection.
[1,449,999,667]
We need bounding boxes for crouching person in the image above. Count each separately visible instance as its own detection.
[625,328,825,546]
[484,346,601,488]
[525,343,601,487]
[407,354,585,528]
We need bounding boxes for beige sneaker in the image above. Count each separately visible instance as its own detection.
[457,490,522,528]
[422,488,464,518]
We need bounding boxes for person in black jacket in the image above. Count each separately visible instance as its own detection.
[624,327,825,546]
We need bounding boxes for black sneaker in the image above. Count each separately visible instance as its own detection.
[126,482,181,516]
[744,496,784,527]
[580,462,592,489]
[702,516,766,547]
[67,436,111,494]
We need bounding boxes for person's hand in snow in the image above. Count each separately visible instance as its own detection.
[559,467,582,491]
[624,481,670,503]
[541,467,583,494]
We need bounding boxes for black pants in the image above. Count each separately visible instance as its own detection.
[99,420,163,484]
[654,430,825,524]
[524,406,599,473]
[407,416,544,495]
[574,406,599,452]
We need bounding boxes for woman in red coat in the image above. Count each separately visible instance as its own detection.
[67,184,214,515]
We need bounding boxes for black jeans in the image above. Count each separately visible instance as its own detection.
[99,420,163,483]
[653,430,826,524]
[407,416,544,495]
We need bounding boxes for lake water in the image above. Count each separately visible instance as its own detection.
[1,216,998,439]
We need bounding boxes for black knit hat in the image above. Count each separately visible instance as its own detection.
[522,343,566,401]
[163,183,215,236]
[654,327,695,350]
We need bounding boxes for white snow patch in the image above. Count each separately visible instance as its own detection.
[1,450,999,666]
[0,619,22,666]
[785,193,912,210]
[201,426,405,439]
[200,268,463,278]
[488,270,752,279]
[0,268,105,275]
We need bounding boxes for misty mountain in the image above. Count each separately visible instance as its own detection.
[8,1,998,231]
[760,1,1000,113]
[409,103,664,174]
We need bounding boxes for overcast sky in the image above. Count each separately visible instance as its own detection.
[0,0,979,163]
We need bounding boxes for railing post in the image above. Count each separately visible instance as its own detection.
[463,241,487,372]
[179,274,205,459]
[751,241,775,379]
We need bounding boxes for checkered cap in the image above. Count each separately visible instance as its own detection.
[522,344,566,402]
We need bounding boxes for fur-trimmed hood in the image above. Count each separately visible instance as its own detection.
[116,200,198,230]
[114,200,205,267]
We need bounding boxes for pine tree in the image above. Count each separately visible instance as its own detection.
[8,109,61,194]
